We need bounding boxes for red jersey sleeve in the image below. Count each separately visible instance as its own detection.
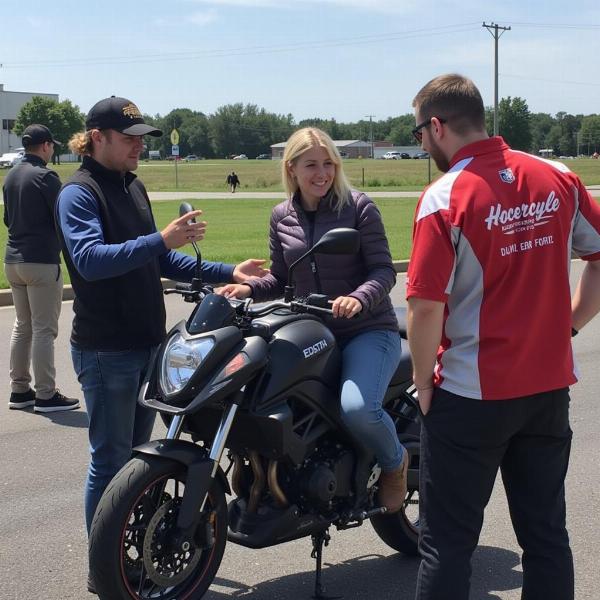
[406,199,456,302]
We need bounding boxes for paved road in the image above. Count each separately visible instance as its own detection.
[2,188,600,204]
[1,263,599,599]
[147,191,424,200]
[146,188,600,201]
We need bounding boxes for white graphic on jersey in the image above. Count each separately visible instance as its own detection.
[498,168,515,183]
[485,190,560,234]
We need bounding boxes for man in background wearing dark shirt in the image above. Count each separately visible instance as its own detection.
[3,124,79,413]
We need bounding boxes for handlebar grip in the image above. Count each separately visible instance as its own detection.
[305,305,334,316]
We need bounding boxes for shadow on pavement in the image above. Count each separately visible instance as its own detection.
[37,408,90,429]
[202,545,521,599]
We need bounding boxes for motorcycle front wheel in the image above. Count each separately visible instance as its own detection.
[89,455,227,599]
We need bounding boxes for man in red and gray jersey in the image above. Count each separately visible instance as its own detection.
[406,73,600,600]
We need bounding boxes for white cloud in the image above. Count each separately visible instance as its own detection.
[187,9,219,25]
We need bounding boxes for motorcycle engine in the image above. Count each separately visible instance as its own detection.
[294,444,354,509]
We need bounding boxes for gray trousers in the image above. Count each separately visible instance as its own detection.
[5,262,63,399]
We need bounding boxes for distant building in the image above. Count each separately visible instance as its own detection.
[271,139,372,159]
[0,84,59,154]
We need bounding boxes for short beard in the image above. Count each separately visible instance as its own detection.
[427,136,450,173]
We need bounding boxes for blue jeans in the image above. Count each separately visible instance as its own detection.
[71,346,157,533]
[339,329,404,472]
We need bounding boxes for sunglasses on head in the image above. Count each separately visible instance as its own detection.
[412,117,447,143]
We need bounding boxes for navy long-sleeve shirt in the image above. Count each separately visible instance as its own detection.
[57,184,235,283]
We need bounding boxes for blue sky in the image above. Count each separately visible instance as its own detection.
[1,0,599,123]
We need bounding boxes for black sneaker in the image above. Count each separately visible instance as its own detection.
[34,391,80,413]
[9,388,35,409]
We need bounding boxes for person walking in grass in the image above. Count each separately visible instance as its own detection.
[227,170,240,193]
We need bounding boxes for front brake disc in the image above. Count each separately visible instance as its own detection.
[142,498,202,587]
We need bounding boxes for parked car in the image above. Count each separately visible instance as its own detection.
[255,153,271,160]
[183,154,199,162]
[233,154,248,160]
[400,152,410,159]
[414,151,430,159]
[382,151,402,160]
[0,148,25,168]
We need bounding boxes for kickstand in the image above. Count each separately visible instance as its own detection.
[310,529,342,600]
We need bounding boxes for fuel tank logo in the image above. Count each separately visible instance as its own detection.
[303,339,328,359]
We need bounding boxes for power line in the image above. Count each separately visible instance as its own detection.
[0,23,481,69]
[508,21,600,29]
[500,73,600,88]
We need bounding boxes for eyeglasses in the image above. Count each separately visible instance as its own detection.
[412,117,446,143]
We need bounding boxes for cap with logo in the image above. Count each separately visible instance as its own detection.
[86,96,162,137]
[21,124,61,147]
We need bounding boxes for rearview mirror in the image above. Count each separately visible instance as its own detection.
[311,228,360,256]
[178,202,202,289]
[284,228,360,301]
[179,202,195,222]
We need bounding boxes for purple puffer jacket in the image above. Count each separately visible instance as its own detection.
[245,189,399,339]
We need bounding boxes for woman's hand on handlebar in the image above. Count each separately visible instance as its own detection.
[214,283,253,299]
[331,296,363,319]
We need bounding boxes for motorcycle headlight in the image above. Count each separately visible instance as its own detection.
[159,333,215,396]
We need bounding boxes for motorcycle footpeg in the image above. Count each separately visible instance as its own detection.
[335,506,387,530]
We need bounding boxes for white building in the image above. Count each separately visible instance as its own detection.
[0,84,59,154]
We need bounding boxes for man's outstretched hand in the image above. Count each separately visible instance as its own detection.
[232,259,270,283]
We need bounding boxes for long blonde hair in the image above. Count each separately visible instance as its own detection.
[282,127,352,212]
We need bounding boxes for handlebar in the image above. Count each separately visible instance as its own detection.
[240,298,334,319]
[165,284,346,320]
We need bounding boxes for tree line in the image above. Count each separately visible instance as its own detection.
[13,96,600,160]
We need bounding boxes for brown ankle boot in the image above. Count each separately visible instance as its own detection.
[378,451,409,514]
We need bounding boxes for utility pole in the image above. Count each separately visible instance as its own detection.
[365,115,375,159]
[483,22,511,136]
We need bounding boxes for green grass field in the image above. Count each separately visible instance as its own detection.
[0,197,418,289]
[2,157,599,192]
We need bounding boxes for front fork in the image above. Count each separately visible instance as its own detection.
[168,402,239,537]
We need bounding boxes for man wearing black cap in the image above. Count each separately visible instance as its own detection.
[56,97,268,546]
[4,124,80,413]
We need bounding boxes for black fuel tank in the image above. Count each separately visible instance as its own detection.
[261,319,340,402]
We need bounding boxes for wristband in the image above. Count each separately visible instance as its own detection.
[571,327,579,337]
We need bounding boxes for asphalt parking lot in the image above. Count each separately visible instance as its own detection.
[0,264,599,599]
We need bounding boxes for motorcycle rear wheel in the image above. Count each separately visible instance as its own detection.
[89,455,227,599]
[370,488,420,556]
[371,413,420,556]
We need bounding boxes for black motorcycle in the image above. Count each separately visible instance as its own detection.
[89,204,421,600]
